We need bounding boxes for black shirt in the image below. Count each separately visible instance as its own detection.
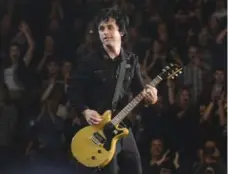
[67,47,145,116]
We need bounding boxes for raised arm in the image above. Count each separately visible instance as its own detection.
[217,92,226,126]
[36,51,52,73]
[19,21,35,66]
[216,28,227,44]
[49,0,64,20]
[36,36,54,72]
[5,0,15,18]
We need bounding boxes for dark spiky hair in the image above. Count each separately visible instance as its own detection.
[94,7,129,39]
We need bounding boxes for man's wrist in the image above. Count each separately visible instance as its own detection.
[143,98,152,107]
[82,108,90,115]
[74,105,89,116]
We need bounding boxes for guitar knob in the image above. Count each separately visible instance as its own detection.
[98,150,102,153]
[91,156,96,160]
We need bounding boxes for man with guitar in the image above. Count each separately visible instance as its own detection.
[67,7,158,174]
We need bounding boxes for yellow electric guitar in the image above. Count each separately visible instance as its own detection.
[71,63,182,168]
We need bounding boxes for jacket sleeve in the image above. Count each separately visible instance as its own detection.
[67,59,92,115]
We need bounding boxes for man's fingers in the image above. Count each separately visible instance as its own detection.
[89,119,101,125]
[90,116,102,122]
[88,113,102,125]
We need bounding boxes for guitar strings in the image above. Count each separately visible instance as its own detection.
[90,135,102,146]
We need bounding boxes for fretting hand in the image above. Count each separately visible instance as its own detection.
[143,85,158,105]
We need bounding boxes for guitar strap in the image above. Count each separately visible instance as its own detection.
[112,52,128,111]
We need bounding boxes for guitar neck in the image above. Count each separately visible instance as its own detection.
[111,75,163,126]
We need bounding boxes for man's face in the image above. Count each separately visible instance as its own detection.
[205,141,216,149]
[152,41,161,53]
[209,16,218,30]
[44,36,54,52]
[214,70,224,84]
[49,18,59,33]
[47,61,59,75]
[157,23,167,34]
[203,140,217,164]
[98,18,122,47]
[188,46,197,59]
[188,46,202,66]
[62,61,72,74]
[151,139,163,156]
[9,45,20,62]
[180,90,190,104]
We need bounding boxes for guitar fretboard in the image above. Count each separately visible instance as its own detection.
[111,75,162,126]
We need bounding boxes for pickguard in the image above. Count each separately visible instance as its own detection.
[93,123,123,151]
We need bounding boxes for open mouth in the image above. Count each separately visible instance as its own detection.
[104,37,111,41]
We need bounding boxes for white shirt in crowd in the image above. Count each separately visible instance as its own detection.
[4,65,24,91]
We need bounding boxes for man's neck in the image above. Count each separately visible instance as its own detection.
[103,44,121,59]
[179,101,189,109]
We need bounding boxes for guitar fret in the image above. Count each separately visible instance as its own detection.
[111,92,144,125]
[150,76,162,87]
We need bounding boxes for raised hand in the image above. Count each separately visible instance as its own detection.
[19,21,30,33]
[156,150,170,166]
[173,152,180,169]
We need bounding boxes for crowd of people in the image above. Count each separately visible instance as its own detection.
[0,0,227,173]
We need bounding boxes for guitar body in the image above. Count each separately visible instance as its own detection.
[71,110,129,168]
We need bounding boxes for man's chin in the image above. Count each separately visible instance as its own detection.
[103,42,112,48]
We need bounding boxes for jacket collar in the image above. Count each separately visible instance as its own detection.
[100,46,129,61]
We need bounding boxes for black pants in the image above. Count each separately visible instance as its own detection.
[76,129,142,174]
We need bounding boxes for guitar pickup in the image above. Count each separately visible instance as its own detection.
[93,132,106,144]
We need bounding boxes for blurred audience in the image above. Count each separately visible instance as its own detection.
[0,0,226,173]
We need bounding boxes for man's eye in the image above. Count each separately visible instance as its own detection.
[99,26,104,31]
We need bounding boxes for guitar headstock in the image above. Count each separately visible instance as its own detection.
[159,63,182,80]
